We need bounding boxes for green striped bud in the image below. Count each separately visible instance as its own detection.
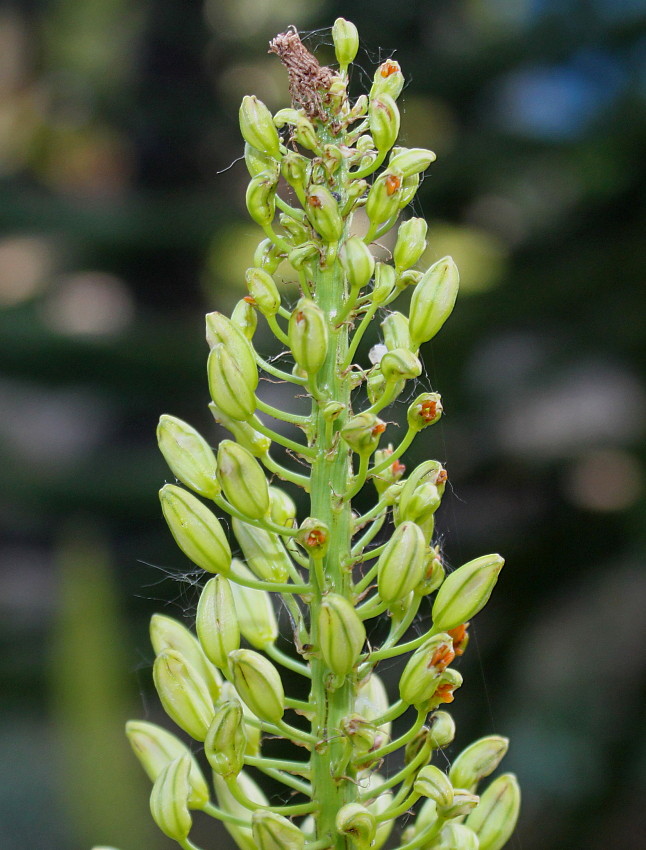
[150,613,221,702]
[153,650,215,741]
[429,710,456,748]
[196,576,240,669]
[407,392,443,431]
[245,267,281,316]
[369,93,400,151]
[389,148,436,178]
[370,60,405,101]
[377,520,426,603]
[244,143,280,180]
[232,518,291,583]
[366,371,385,405]
[399,633,454,707]
[246,174,277,227]
[382,311,412,352]
[288,242,318,270]
[239,96,281,159]
[305,185,344,242]
[436,824,479,850]
[157,415,219,500]
[333,18,359,69]
[398,460,447,521]
[373,262,397,303]
[205,312,258,388]
[380,348,422,382]
[288,298,329,375]
[340,237,375,291]
[398,483,441,530]
[160,484,231,575]
[394,217,428,273]
[268,485,297,528]
[252,810,305,850]
[432,554,504,631]
[280,214,309,246]
[230,560,278,649]
[209,403,271,457]
[254,237,282,273]
[399,172,420,208]
[409,256,460,348]
[126,721,209,808]
[414,764,454,808]
[231,298,258,340]
[281,151,308,193]
[465,774,521,850]
[217,440,269,520]
[336,803,377,848]
[205,700,246,777]
[341,412,385,455]
[417,548,445,596]
[149,755,192,841]
[449,736,509,793]
[274,108,319,152]
[319,593,366,675]
[365,173,401,234]
[443,790,480,819]
[229,648,284,724]
[219,681,261,757]
[207,344,257,422]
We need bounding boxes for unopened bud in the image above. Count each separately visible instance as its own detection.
[429,710,456,748]
[196,576,240,669]
[409,256,460,348]
[341,412,385,455]
[207,344,257,422]
[382,311,412,352]
[380,348,422,381]
[288,298,329,375]
[149,755,192,841]
[432,554,504,631]
[449,736,509,793]
[229,560,278,649]
[394,217,428,273]
[274,108,319,152]
[377,521,426,603]
[365,173,401,234]
[389,148,436,179]
[246,174,277,227]
[157,415,219,500]
[209,403,271,458]
[268,485,297,528]
[414,765,453,808]
[340,237,375,291]
[398,483,441,531]
[245,267,281,316]
[244,143,280,180]
[217,440,269,520]
[153,650,215,741]
[465,773,521,850]
[281,151,308,193]
[126,720,209,808]
[305,185,344,242]
[252,810,305,850]
[340,714,385,767]
[288,242,319,270]
[239,96,281,158]
[205,700,246,777]
[333,18,359,69]
[254,237,282,273]
[373,261,397,303]
[232,518,291,583]
[229,649,284,724]
[399,633,454,707]
[336,803,377,848]
[407,392,443,431]
[369,93,400,151]
[416,548,445,595]
[443,789,480,819]
[322,400,345,421]
[319,593,366,675]
[370,60,405,101]
[297,517,329,557]
[399,172,420,208]
[436,824,479,850]
[231,298,258,340]
[160,484,231,575]
[397,460,447,521]
[150,613,221,702]
[205,312,258,388]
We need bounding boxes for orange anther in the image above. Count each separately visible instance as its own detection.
[243,295,256,304]
[308,194,322,207]
[435,683,455,704]
[436,469,448,485]
[372,422,386,436]
[448,622,469,656]
[385,174,401,196]
[421,400,438,421]
[295,310,306,322]
[391,459,406,476]
[306,529,327,548]
[380,61,399,78]
[429,643,455,671]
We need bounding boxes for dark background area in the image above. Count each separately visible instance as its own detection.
[0,0,645,848]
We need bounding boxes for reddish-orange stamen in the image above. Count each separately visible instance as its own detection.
[429,644,455,671]
[372,422,386,436]
[385,174,401,196]
[380,61,399,78]
[435,683,455,703]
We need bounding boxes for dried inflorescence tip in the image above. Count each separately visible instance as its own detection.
[269,27,335,120]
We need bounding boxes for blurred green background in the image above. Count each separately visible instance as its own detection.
[1,0,645,848]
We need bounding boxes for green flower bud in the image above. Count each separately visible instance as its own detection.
[219,681,261,757]
[322,400,345,421]
[217,440,269,520]
[245,267,281,316]
[244,143,280,180]
[239,95,281,159]
[231,298,258,340]
[205,699,246,777]
[126,720,209,808]
[398,268,423,288]
[207,344,257,422]
[205,312,258,387]
[274,108,319,152]
[399,633,454,707]
[397,460,447,521]
[246,174,277,227]
[252,810,305,850]
[336,803,377,848]
[389,148,436,178]
[229,559,278,649]
[407,392,443,432]
[229,648,284,724]
[366,370,385,405]
[297,517,330,557]
[409,256,460,348]
[380,348,422,382]
[382,311,412,352]
[232,518,291,583]
[209,403,271,457]
[373,261,397,303]
[149,755,192,841]
[319,593,366,676]
[322,143,344,175]
[365,173,401,234]
[304,185,344,242]
[157,414,219,500]
[369,93,400,150]
[341,177,369,216]
[340,237,375,291]
[254,237,282,273]
[449,736,509,793]
[432,554,504,631]
[281,151,308,193]
[443,789,480,819]
[370,60,405,101]
[288,298,329,374]
[465,774,521,850]
[196,576,240,669]
[394,217,428,273]
[341,412,385,455]
[416,547,445,596]
[213,771,268,850]
[398,483,441,531]
[436,824,479,850]
[160,484,231,575]
[150,613,221,702]
[153,650,215,741]
[429,710,456,748]
[399,172,420,207]
[288,242,319,270]
[332,17,359,69]
[377,520,426,603]
[268,485,297,527]
[414,764,454,808]
[340,714,387,769]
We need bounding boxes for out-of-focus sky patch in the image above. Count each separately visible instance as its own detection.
[39,272,135,336]
[217,61,288,111]
[399,95,458,156]
[203,0,319,40]
[0,236,56,306]
[564,448,643,512]
[422,220,509,293]
[203,222,261,304]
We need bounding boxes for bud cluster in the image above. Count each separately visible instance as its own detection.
[126,19,520,850]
